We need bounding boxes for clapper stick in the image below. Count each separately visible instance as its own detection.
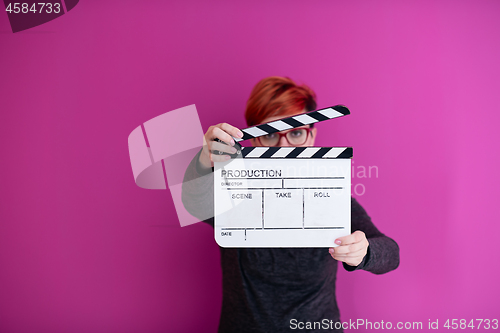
[215,105,350,158]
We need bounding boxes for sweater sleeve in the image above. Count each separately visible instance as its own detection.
[342,197,400,274]
[181,149,215,227]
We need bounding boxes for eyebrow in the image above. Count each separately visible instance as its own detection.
[279,126,311,132]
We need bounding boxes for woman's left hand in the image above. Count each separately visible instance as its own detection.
[329,230,369,267]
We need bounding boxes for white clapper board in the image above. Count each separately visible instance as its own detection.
[214,106,352,248]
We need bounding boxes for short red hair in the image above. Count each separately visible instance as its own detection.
[245,77,317,126]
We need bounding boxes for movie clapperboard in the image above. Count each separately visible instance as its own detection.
[214,105,352,248]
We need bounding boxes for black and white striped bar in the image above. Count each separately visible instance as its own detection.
[240,147,352,159]
[236,105,350,142]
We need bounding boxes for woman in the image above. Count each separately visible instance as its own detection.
[182,77,399,333]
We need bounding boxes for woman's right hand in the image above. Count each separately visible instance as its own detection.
[198,123,244,170]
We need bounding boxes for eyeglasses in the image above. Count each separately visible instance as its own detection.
[257,127,312,147]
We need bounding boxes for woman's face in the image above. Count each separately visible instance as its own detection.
[250,110,318,147]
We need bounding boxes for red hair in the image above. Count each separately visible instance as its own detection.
[245,77,317,126]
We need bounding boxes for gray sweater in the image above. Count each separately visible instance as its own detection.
[182,150,399,333]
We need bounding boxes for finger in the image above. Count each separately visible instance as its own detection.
[330,241,364,255]
[205,126,231,144]
[209,141,238,155]
[219,123,244,139]
[211,126,236,146]
[331,254,365,266]
[330,247,365,259]
[329,250,363,262]
[330,244,365,256]
[334,230,365,246]
[210,153,231,163]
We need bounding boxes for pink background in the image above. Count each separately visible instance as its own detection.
[1,1,499,332]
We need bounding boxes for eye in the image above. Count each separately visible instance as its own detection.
[289,129,304,137]
[264,133,277,139]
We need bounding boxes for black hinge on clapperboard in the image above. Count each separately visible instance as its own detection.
[215,105,352,159]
